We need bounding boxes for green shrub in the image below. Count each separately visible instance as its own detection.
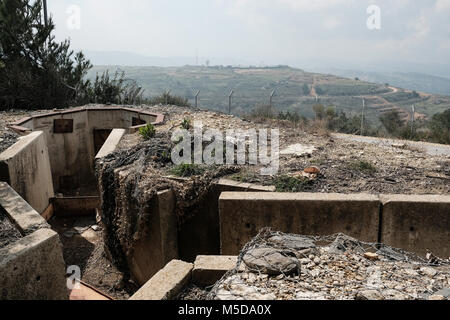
[149,92,191,107]
[139,124,156,140]
[182,118,191,130]
[347,160,377,174]
[273,175,314,192]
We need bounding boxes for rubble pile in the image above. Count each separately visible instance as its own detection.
[210,231,450,300]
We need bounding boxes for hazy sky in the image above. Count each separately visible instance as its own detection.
[47,0,450,71]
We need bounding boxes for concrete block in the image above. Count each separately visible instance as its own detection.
[0,182,49,235]
[220,192,381,255]
[178,180,274,262]
[0,131,54,213]
[0,228,68,300]
[52,196,100,217]
[128,189,178,286]
[129,260,193,300]
[380,194,450,258]
[192,255,238,286]
[95,128,126,159]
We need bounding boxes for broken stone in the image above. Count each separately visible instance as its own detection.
[280,144,316,157]
[428,295,445,301]
[364,252,380,261]
[243,247,300,276]
[420,267,437,277]
[376,246,407,261]
[268,234,316,251]
[355,290,384,300]
[434,288,450,298]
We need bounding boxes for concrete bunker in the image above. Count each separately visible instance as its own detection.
[1,104,449,300]
[8,106,164,198]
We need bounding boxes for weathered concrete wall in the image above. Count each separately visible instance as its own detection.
[128,189,178,286]
[0,132,54,214]
[0,183,67,300]
[178,179,275,262]
[0,228,68,300]
[129,260,193,300]
[380,194,450,258]
[52,196,100,217]
[31,110,92,194]
[219,192,381,255]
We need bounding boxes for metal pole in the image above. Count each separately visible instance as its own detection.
[411,105,415,135]
[165,90,171,105]
[228,90,234,115]
[361,98,365,136]
[194,90,200,108]
[42,0,48,27]
[269,90,276,113]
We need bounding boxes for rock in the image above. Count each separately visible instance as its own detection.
[243,247,300,276]
[420,267,437,277]
[364,252,380,261]
[403,269,419,277]
[63,230,76,238]
[280,144,316,157]
[428,295,445,301]
[376,247,407,261]
[295,291,326,300]
[304,166,320,174]
[434,288,450,299]
[268,235,316,251]
[300,258,311,264]
[355,290,385,300]
[91,225,100,231]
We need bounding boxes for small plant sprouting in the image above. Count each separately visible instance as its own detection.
[139,123,156,140]
[182,118,191,130]
[347,160,377,174]
[273,175,314,193]
[169,164,205,177]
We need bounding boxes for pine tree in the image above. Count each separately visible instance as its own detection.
[0,0,92,109]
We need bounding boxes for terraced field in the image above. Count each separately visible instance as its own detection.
[87,66,450,124]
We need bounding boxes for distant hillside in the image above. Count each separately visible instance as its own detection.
[87,65,450,124]
[310,67,450,96]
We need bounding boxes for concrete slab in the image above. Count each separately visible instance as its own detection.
[128,189,178,286]
[129,260,193,300]
[380,194,450,258]
[0,182,49,235]
[193,256,239,286]
[219,192,381,255]
[95,128,126,159]
[0,228,68,300]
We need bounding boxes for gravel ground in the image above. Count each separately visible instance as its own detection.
[50,216,139,300]
[177,285,211,300]
[211,232,450,301]
[0,211,22,248]
[0,132,19,154]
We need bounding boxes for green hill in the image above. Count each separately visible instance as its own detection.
[87,65,450,124]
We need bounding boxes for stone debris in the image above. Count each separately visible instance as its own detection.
[364,252,380,261]
[280,144,317,157]
[212,232,450,301]
[242,247,300,276]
